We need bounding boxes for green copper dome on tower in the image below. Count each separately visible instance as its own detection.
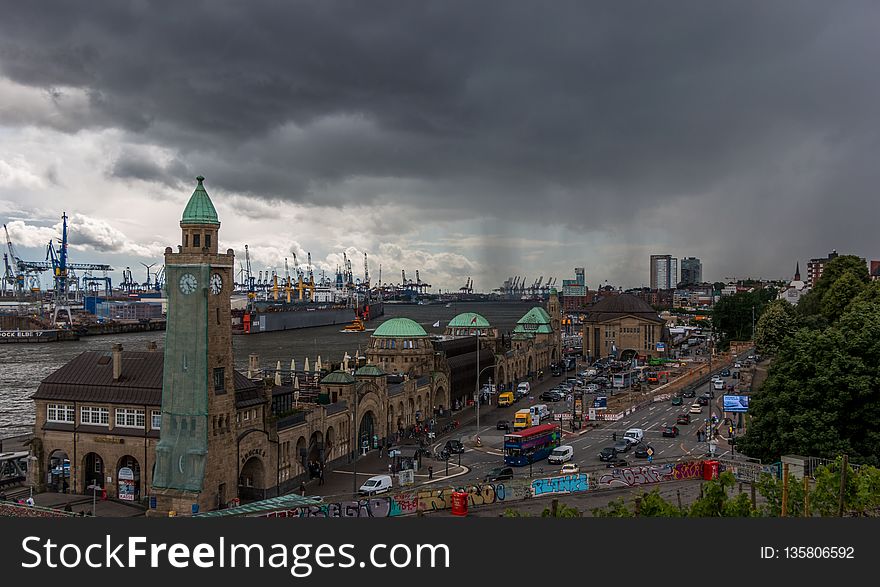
[181,176,220,225]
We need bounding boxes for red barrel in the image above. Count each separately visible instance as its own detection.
[450,491,468,516]
[703,460,719,480]
[101,489,108,500]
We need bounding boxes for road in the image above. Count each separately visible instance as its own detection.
[424,351,752,488]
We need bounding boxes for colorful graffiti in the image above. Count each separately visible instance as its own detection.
[594,460,702,488]
[530,474,589,497]
[263,494,419,518]
[416,482,514,511]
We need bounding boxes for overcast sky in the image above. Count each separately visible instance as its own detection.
[1,1,878,292]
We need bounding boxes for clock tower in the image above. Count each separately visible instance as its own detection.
[151,176,237,515]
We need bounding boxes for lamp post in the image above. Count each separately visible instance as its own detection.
[351,388,360,498]
[476,364,496,433]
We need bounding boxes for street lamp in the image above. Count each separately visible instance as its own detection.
[351,388,360,498]
[475,364,496,433]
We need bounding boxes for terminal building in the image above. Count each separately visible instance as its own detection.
[28,177,562,514]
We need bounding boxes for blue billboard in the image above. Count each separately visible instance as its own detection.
[723,394,750,413]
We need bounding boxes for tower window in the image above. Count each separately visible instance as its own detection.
[214,367,226,394]
[193,233,201,248]
[205,233,211,248]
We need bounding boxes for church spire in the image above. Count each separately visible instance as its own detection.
[794,262,801,281]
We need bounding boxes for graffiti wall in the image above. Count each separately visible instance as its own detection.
[530,473,589,497]
[416,481,528,511]
[262,494,419,518]
[594,460,702,488]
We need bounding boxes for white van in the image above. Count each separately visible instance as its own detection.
[516,382,531,397]
[359,474,393,496]
[548,445,574,464]
[713,379,725,391]
[623,428,644,446]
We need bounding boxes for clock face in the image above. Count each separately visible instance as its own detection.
[210,273,223,295]
[179,273,198,295]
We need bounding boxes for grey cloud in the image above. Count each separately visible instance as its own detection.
[1,1,879,283]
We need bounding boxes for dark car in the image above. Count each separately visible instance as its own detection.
[599,447,618,461]
[613,440,631,453]
[551,369,563,377]
[540,391,563,402]
[444,440,465,454]
[720,369,731,377]
[413,447,432,459]
[671,395,683,406]
[682,389,696,398]
[605,458,629,468]
[697,396,709,406]
[662,425,679,438]
[496,420,510,431]
[676,413,691,425]
[483,467,514,482]
[633,444,649,458]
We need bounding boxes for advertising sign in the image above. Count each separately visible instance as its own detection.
[573,392,583,416]
[723,394,750,413]
[593,396,607,409]
[656,342,666,351]
[117,467,136,501]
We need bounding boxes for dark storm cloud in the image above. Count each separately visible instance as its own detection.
[1,0,879,280]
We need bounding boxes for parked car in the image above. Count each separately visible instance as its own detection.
[676,413,691,425]
[671,395,683,406]
[662,425,679,438]
[496,420,510,431]
[483,467,514,482]
[599,447,618,461]
[633,444,649,458]
[540,390,562,402]
[444,439,465,454]
[690,403,703,414]
[613,440,631,453]
[605,458,629,468]
[560,463,580,475]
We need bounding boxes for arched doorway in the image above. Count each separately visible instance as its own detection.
[416,395,423,422]
[397,402,404,431]
[239,456,266,502]
[295,436,307,473]
[81,452,105,494]
[527,356,533,376]
[116,455,141,502]
[551,347,558,363]
[387,405,395,437]
[325,426,336,461]
[620,348,637,362]
[407,398,414,425]
[308,431,324,465]
[358,411,375,453]
[47,450,71,493]
[497,365,506,389]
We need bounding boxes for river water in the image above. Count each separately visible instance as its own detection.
[0,302,538,438]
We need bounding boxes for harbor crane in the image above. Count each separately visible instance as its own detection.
[140,262,156,289]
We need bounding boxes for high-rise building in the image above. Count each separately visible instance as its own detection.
[650,255,678,290]
[680,257,702,286]
[806,250,839,288]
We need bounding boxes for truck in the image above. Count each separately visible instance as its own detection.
[497,391,515,407]
[513,409,532,430]
[530,404,550,423]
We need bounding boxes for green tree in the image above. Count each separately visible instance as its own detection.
[689,472,755,517]
[592,497,634,517]
[755,299,796,355]
[501,507,530,517]
[821,270,866,323]
[755,472,806,517]
[711,288,776,348]
[737,298,880,466]
[798,255,870,321]
[541,501,581,517]
[637,489,684,517]
[810,458,880,516]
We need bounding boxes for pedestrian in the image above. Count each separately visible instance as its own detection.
[612,432,617,441]
[26,496,35,507]
[300,481,306,497]
[388,463,393,474]
[318,468,325,486]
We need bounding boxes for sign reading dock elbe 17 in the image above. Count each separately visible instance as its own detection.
[0,329,58,342]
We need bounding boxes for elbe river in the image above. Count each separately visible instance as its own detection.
[0,302,539,439]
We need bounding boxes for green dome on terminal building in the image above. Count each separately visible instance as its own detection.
[372,317,429,338]
[447,312,491,328]
[181,176,220,225]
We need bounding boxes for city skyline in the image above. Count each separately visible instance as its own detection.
[2,1,880,291]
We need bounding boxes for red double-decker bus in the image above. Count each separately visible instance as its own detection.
[503,423,561,467]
